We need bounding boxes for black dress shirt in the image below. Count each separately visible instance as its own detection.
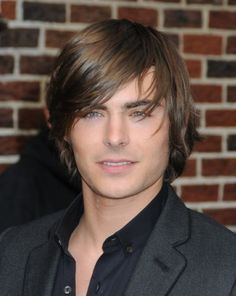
[53,183,167,296]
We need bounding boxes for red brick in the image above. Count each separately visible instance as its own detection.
[182,185,218,202]
[182,159,196,177]
[0,136,30,155]
[209,11,236,29]
[187,0,222,3]
[184,35,222,55]
[227,135,236,151]
[191,84,222,103]
[164,10,202,28]
[206,110,236,127]
[204,208,236,225]
[23,2,65,22]
[0,164,10,174]
[71,5,111,23]
[0,55,14,74]
[1,0,16,20]
[226,36,236,54]
[223,184,236,200]
[227,86,236,102]
[185,59,201,78]
[194,135,222,152]
[0,81,40,102]
[118,7,158,26]
[1,28,39,48]
[46,30,76,48]
[207,60,236,78]
[202,158,236,176]
[20,55,55,75]
[0,109,13,128]
[18,108,45,130]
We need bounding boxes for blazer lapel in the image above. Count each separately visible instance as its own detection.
[125,186,190,296]
[23,237,60,296]
[21,186,189,296]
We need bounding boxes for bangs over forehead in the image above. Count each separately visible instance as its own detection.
[75,20,170,106]
[48,19,178,120]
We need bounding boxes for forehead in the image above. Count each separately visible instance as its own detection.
[102,70,155,108]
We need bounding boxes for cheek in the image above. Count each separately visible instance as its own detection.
[147,129,169,163]
[148,135,170,177]
[70,125,98,152]
[70,137,88,169]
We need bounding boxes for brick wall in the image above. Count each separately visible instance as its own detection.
[0,0,236,229]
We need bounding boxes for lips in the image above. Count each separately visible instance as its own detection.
[97,159,136,173]
[102,161,133,167]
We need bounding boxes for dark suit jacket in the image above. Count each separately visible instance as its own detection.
[1,186,236,296]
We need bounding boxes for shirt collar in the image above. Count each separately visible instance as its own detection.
[54,183,167,254]
[54,193,83,252]
[104,182,167,254]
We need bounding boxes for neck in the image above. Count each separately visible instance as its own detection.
[71,181,163,253]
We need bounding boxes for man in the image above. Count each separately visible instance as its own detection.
[0,127,80,233]
[0,19,236,296]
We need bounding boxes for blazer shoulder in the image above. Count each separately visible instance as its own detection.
[0,210,63,260]
[189,208,236,238]
[167,184,236,244]
[186,208,236,257]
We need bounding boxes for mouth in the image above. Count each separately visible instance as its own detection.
[102,161,133,166]
[97,160,137,173]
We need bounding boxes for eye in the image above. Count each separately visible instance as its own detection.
[83,111,103,119]
[130,110,149,120]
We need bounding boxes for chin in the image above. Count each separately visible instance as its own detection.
[98,190,134,200]
[93,185,138,200]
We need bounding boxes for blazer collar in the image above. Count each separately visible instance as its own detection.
[125,186,190,296]
[23,236,61,296]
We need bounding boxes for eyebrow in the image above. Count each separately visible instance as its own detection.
[124,99,152,109]
[90,99,152,111]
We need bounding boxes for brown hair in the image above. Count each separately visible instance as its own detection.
[46,19,200,182]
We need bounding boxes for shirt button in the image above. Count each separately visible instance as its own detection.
[64,285,72,294]
[95,282,101,293]
[126,245,133,253]
[108,236,117,245]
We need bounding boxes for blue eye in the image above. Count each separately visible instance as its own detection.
[132,111,145,117]
[84,111,103,119]
[130,111,147,119]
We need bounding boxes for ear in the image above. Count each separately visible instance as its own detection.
[64,135,71,145]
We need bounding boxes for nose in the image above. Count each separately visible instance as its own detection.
[103,115,129,148]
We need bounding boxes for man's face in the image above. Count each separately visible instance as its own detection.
[69,71,170,201]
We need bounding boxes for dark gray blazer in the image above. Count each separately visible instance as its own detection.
[1,186,236,296]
